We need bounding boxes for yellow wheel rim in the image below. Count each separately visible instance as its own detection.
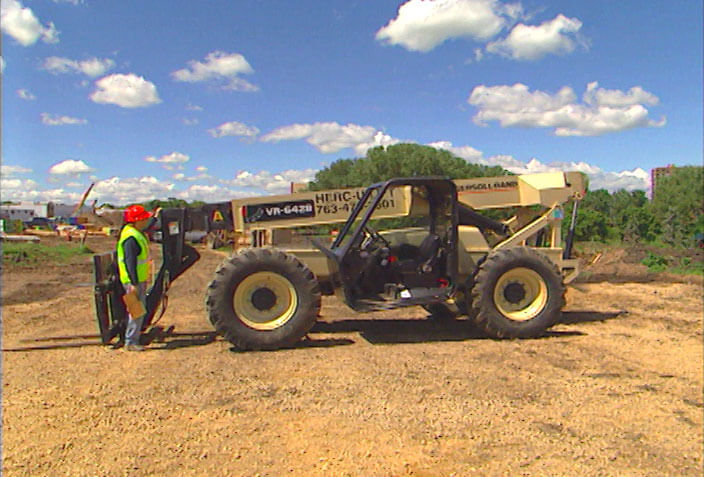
[234,272,298,330]
[493,267,548,322]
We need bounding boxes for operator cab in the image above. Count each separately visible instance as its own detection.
[314,178,459,312]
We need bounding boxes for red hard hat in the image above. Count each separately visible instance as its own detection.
[123,204,153,223]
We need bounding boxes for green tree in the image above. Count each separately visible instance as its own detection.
[144,197,188,209]
[610,190,656,242]
[652,166,704,247]
[620,205,658,242]
[581,189,612,217]
[572,207,610,242]
[310,143,507,190]
[572,189,614,242]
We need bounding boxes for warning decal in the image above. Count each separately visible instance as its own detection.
[212,210,225,222]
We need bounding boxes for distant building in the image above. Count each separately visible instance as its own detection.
[0,202,52,221]
[0,206,36,222]
[0,201,92,221]
[650,165,675,198]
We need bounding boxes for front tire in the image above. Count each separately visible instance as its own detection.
[206,248,321,350]
[471,247,565,338]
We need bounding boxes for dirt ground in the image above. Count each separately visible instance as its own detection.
[2,236,702,476]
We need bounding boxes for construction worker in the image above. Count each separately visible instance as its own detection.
[117,204,159,351]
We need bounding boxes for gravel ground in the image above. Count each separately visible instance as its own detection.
[2,237,702,476]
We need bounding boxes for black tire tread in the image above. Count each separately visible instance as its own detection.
[470,247,565,339]
[205,248,321,350]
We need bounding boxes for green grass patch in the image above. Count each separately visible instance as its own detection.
[641,251,669,273]
[641,251,704,275]
[2,241,94,266]
[668,257,704,276]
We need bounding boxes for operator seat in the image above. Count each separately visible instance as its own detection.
[393,233,442,287]
[415,233,441,273]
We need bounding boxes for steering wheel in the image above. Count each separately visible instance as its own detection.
[363,225,390,249]
[358,227,391,278]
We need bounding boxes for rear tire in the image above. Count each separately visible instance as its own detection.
[206,248,321,350]
[471,247,565,338]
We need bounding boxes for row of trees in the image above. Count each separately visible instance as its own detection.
[576,166,703,247]
[310,143,506,190]
[309,144,703,248]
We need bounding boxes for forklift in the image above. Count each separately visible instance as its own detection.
[94,173,585,350]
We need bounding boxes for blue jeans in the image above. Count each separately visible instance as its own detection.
[125,282,147,346]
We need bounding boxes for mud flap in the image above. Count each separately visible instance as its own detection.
[93,252,126,344]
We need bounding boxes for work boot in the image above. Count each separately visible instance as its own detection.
[125,344,145,352]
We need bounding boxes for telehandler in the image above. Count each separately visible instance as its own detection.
[93,172,586,350]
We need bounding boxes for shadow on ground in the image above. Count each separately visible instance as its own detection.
[3,325,218,352]
[560,310,626,325]
[311,310,626,345]
[3,311,625,352]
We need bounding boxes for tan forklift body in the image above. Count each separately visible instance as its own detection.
[230,171,585,288]
[203,172,586,349]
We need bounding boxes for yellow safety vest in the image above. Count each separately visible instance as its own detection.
[117,224,151,286]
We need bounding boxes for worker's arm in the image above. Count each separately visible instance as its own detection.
[122,237,140,288]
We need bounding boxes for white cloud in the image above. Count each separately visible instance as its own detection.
[0,153,651,205]
[48,159,94,175]
[583,81,659,108]
[43,56,115,77]
[261,122,400,155]
[486,14,584,60]
[222,169,318,194]
[593,168,650,192]
[427,141,483,161]
[468,82,665,136]
[144,152,189,171]
[41,112,88,126]
[186,103,203,111]
[376,0,520,52]
[208,121,260,139]
[495,157,650,192]
[17,88,36,100]
[172,171,211,182]
[84,174,255,204]
[172,51,259,92]
[92,176,176,204]
[195,166,208,173]
[1,57,5,73]
[1,177,32,190]
[355,131,402,156]
[0,171,287,204]
[1,164,33,177]
[0,177,82,202]
[1,0,59,46]
[176,184,254,202]
[182,118,199,126]
[473,48,484,62]
[90,73,161,108]
[376,1,589,63]
[428,140,650,192]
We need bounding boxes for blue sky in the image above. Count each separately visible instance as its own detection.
[2,0,702,205]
